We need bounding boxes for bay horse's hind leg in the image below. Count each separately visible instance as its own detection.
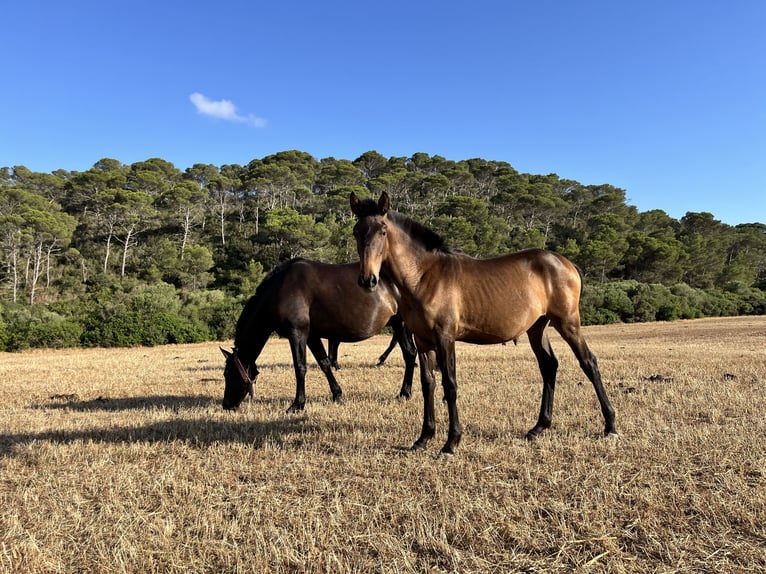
[552,317,617,437]
[307,336,343,403]
[526,316,559,440]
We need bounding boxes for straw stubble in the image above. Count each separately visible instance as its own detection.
[1,316,764,572]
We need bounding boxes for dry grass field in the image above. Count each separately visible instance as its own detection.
[1,316,764,573]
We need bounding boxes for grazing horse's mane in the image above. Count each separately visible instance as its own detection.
[254,257,304,297]
[354,197,453,254]
[235,258,305,345]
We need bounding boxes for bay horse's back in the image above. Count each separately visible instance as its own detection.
[451,249,585,344]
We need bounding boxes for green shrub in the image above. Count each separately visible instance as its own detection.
[0,316,8,352]
[27,319,84,348]
[0,305,32,351]
[81,311,210,348]
[582,307,621,325]
[82,312,144,347]
[627,283,680,322]
[141,313,210,346]
[183,291,242,341]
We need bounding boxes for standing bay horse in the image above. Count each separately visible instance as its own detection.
[221,258,417,412]
[350,192,617,455]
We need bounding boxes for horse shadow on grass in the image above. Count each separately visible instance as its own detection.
[35,393,302,413]
[0,415,325,456]
[36,394,220,412]
[2,394,334,456]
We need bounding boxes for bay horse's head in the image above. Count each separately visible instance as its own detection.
[350,192,390,291]
[220,347,258,411]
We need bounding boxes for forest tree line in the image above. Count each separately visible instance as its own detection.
[1,150,765,351]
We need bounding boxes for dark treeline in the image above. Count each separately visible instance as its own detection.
[1,150,764,350]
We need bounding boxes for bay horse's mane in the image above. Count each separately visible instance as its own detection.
[354,197,454,254]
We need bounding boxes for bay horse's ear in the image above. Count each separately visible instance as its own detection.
[378,192,390,215]
[350,192,361,216]
[220,346,232,359]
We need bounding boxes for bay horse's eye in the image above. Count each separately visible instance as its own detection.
[380,224,387,235]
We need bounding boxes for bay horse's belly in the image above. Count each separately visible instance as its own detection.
[456,313,537,345]
[454,259,549,344]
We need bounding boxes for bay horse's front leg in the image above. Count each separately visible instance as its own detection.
[412,350,437,450]
[437,339,462,455]
[307,336,343,403]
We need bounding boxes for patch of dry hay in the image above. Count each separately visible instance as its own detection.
[1,317,764,572]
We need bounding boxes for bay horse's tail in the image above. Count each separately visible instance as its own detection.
[574,263,585,301]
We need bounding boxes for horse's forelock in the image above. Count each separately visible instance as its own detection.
[353,198,384,217]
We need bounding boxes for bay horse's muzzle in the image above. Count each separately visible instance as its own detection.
[358,273,378,290]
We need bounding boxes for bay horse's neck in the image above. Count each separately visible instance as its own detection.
[384,219,434,295]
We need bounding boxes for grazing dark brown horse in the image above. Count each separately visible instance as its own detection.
[350,192,617,455]
[221,258,417,412]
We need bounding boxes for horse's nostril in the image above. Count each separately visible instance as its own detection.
[358,274,378,290]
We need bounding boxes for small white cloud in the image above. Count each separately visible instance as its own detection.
[189,92,266,127]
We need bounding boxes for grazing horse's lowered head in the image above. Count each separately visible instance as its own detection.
[220,347,258,411]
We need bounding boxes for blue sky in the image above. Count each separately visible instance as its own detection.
[2,1,764,225]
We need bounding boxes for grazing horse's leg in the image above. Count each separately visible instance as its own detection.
[327,339,341,370]
[553,318,618,437]
[307,336,344,403]
[377,334,399,366]
[286,330,309,413]
[390,317,416,399]
[412,349,437,450]
[525,316,559,440]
